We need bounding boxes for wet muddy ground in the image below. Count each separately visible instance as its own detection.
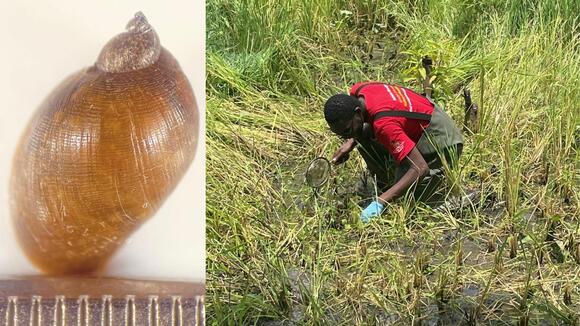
[259,167,579,325]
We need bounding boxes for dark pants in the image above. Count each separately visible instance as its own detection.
[356,138,463,205]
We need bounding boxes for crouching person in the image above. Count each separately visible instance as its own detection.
[323,82,463,223]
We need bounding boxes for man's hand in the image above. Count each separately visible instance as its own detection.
[360,200,385,223]
[331,138,356,165]
[360,148,428,224]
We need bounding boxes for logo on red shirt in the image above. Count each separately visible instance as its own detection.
[391,140,404,154]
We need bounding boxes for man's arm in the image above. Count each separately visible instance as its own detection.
[331,138,356,164]
[377,146,429,204]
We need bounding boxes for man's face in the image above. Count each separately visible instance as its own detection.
[330,108,363,139]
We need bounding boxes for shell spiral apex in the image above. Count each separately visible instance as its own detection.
[96,12,161,73]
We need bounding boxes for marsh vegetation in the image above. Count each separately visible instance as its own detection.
[207,0,580,324]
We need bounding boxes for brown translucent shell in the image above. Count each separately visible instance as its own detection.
[10,12,198,275]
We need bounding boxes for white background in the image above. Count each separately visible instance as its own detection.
[0,1,205,281]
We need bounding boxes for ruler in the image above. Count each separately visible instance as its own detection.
[0,277,204,325]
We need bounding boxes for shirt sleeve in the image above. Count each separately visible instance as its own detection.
[374,119,415,163]
[349,83,364,96]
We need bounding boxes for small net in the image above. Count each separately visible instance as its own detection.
[305,157,331,188]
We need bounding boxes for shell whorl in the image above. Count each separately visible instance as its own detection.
[96,12,161,73]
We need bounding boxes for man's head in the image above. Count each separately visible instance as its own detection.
[324,94,364,139]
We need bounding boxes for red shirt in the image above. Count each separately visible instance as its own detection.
[349,82,434,163]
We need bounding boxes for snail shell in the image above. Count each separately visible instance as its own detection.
[10,12,198,275]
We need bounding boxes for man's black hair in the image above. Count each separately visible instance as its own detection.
[324,94,359,125]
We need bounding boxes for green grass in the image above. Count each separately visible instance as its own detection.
[207,0,580,324]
